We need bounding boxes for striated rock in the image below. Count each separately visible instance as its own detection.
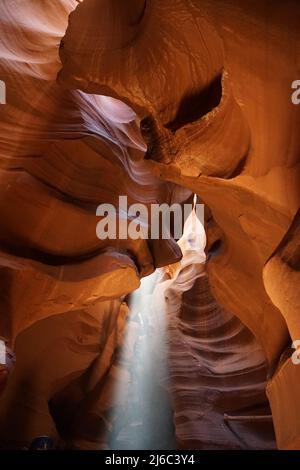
[58,0,300,368]
[0,300,129,448]
[264,210,300,343]
[267,356,300,450]
[0,0,299,451]
[264,210,300,449]
[0,248,139,343]
[154,220,275,449]
[0,0,183,344]
[59,0,249,178]
[58,0,224,126]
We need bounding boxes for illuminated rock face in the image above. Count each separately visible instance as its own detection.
[0,0,299,450]
[0,0,184,343]
[158,241,276,450]
[0,300,130,448]
[264,210,300,449]
[58,0,300,366]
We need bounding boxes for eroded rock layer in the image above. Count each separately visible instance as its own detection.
[0,0,299,450]
[59,0,300,367]
[0,0,184,343]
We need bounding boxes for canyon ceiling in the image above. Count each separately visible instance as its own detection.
[0,0,299,450]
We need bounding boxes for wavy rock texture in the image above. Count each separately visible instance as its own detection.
[0,0,185,449]
[0,300,129,448]
[0,0,299,450]
[266,355,300,450]
[73,218,275,450]
[264,210,300,344]
[152,225,275,449]
[59,0,300,367]
[58,0,300,449]
[264,210,300,449]
[0,0,185,343]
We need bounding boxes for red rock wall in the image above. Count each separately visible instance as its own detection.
[0,0,299,450]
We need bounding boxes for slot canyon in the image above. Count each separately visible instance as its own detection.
[0,0,299,451]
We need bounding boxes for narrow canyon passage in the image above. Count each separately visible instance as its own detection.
[0,235,276,450]
[109,272,176,450]
[0,260,278,450]
[0,0,299,452]
[107,213,277,450]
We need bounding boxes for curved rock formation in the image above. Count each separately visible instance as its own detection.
[151,218,275,449]
[58,0,300,368]
[0,0,299,451]
[0,300,129,448]
[264,209,300,449]
[0,0,184,343]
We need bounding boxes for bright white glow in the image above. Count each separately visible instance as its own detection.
[109,198,206,449]
[0,340,6,364]
[109,270,174,449]
[97,95,137,124]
